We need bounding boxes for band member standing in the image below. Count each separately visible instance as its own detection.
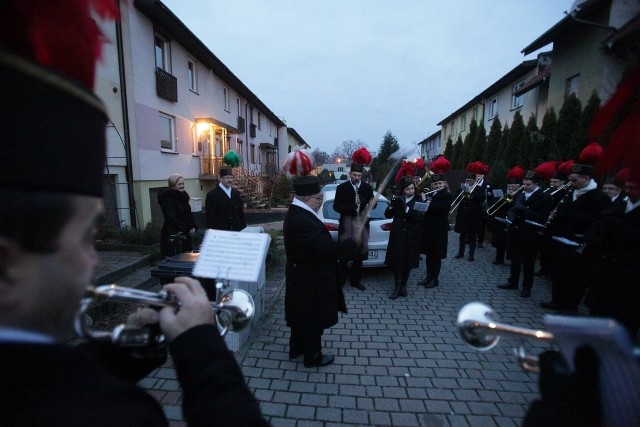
[334,148,374,291]
[536,160,573,277]
[205,151,246,231]
[540,144,611,311]
[601,170,627,211]
[385,164,424,299]
[418,157,453,289]
[489,166,525,265]
[282,150,352,368]
[477,163,493,249]
[453,162,485,261]
[497,164,553,298]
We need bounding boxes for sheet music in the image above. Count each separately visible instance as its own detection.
[494,217,512,225]
[492,189,504,198]
[524,219,545,228]
[551,235,580,247]
[413,201,430,212]
[192,229,271,282]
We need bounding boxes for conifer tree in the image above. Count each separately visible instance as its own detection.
[496,123,510,163]
[483,115,502,164]
[451,135,464,169]
[490,161,507,189]
[472,122,487,164]
[519,114,539,169]
[535,107,558,160]
[460,119,477,166]
[571,90,601,157]
[504,111,524,167]
[554,93,582,160]
[443,136,454,160]
[370,130,400,188]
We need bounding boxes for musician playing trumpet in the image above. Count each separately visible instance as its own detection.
[488,166,525,265]
[418,157,453,288]
[453,162,486,261]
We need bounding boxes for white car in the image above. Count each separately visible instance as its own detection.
[318,190,391,267]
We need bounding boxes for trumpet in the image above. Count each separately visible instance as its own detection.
[76,284,255,346]
[485,185,523,216]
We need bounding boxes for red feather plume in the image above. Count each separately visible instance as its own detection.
[429,157,451,174]
[0,0,119,88]
[557,160,575,176]
[394,161,415,183]
[282,149,314,176]
[506,166,525,181]
[413,158,426,172]
[578,142,603,166]
[533,161,556,181]
[466,161,485,174]
[351,147,372,166]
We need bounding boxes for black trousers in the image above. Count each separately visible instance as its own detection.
[509,261,535,290]
[458,232,477,255]
[425,255,442,279]
[338,259,363,285]
[290,327,322,358]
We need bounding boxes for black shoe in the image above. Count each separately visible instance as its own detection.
[304,353,335,368]
[497,283,518,289]
[492,260,504,265]
[468,254,475,261]
[539,301,560,310]
[424,278,439,288]
[289,350,302,360]
[350,281,366,291]
[399,284,407,297]
[520,289,531,298]
[454,253,464,259]
[417,276,430,287]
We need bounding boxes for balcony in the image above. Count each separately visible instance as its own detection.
[156,67,177,102]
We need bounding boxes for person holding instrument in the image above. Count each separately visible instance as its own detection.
[488,166,525,265]
[0,3,268,425]
[452,161,485,261]
[385,163,425,299]
[417,157,453,289]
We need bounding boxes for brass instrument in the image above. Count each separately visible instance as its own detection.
[76,284,255,346]
[421,187,444,196]
[449,176,482,215]
[415,168,434,192]
[485,185,523,216]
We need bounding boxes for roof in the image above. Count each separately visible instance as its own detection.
[603,13,640,51]
[521,0,609,55]
[287,128,309,148]
[437,60,537,126]
[513,67,551,97]
[134,0,285,127]
[418,129,441,145]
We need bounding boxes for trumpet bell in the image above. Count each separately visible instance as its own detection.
[457,302,501,351]
[216,289,254,335]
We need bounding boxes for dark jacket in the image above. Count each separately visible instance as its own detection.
[506,189,553,263]
[454,184,484,233]
[205,185,246,231]
[333,180,374,260]
[158,188,197,256]
[284,205,349,333]
[0,325,268,427]
[419,190,453,259]
[384,195,423,268]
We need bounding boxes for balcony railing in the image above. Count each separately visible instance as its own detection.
[156,67,177,102]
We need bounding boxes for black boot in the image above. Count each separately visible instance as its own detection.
[417,274,431,287]
[399,283,407,297]
[454,251,464,259]
[424,277,439,288]
[389,280,402,300]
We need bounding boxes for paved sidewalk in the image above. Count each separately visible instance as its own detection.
[141,230,557,426]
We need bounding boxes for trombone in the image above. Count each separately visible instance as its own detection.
[485,185,523,216]
[449,176,482,215]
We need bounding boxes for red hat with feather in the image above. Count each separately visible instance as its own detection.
[282,149,320,196]
[350,147,372,172]
[506,166,525,184]
[429,157,451,183]
[395,161,416,191]
[527,161,556,183]
[572,143,603,177]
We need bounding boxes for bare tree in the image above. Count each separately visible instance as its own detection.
[331,139,368,164]
[310,148,330,166]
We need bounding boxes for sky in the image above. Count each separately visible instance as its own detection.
[161,0,571,157]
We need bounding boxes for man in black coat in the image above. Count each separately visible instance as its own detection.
[453,174,484,261]
[284,176,352,368]
[205,168,247,231]
[540,163,611,311]
[497,171,552,298]
[0,17,267,426]
[333,164,374,290]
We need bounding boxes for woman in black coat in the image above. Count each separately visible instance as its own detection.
[158,174,197,257]
[418,175,453,288]
[384,176,424,299]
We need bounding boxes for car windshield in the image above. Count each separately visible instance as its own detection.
[323,199,389,221]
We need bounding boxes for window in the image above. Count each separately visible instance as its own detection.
[237,98,241,116]
[566,74,580,97]
[489,97,498,120]
[159,113,175,152]
[472,106,479,123]
[459,115,467,133]
[223,87,229,111]
[237,139,244,160]
[258,112,262,130]
[338,167,344,172]
[250,143,255,163]
[188,60,197,92]
[512,81,524,109]
[154,35,169,71]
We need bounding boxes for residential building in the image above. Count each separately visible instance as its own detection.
[418,130,443,161]
[282,128,311,169]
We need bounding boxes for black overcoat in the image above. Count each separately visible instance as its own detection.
[0,325,268,427]
[419,190,453,259]
[158,188,197,256]
[333,180,374,260]
[284,205,348,333]
[453,185,484,233]
[384,196,423,268]
[506,189,552,263]
[488,192,512,250]
[205,185,246,231]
